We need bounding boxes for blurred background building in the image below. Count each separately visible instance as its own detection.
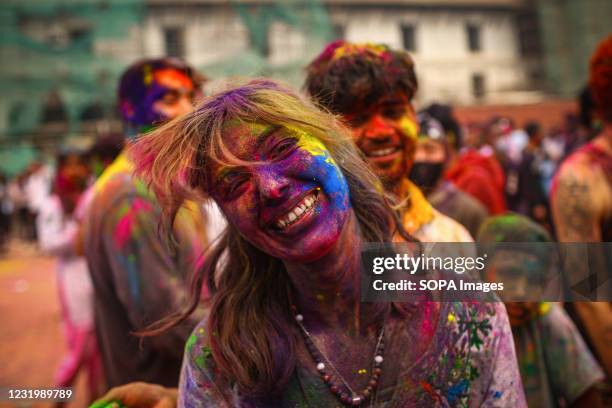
[1,0,610,176]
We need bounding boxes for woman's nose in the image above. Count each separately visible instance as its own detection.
[255,167,290,204]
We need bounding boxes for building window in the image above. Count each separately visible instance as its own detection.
[517,11,541,57]
[472,73,485,100]
[401,24,416,52]
[332,24,345,40]
[163,27,185,58]
[466,24,481,52]
[69,27,91,51]
[80,102,104,121]
[41,91,68,123]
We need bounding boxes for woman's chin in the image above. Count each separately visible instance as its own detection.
[273,234,340,264]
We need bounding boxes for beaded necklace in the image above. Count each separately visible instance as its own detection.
[293,313,385,406]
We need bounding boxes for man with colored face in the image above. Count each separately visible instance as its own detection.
[82,58,209,389]
[305,41,472,242]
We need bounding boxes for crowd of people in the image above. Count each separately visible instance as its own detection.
[1,34,611,408]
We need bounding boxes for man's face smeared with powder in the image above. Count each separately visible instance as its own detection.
[120,67,195,128]
[343,93,419,190]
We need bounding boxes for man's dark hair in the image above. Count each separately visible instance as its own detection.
[304,41,417,115]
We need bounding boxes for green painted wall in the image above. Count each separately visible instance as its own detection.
[536,0,612,96]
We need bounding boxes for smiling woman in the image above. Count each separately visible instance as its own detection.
[208,121,352,262]
[128,79,526,407]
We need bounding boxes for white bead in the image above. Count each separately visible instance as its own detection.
[374,355,383,364]
[295,314,303,322]
[316,362,325,371]
[352,396,362,404]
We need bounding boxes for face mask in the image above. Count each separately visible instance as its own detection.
[409,162,444,194]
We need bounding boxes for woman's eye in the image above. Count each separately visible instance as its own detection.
[269,139,297,160]
[222,173,248,198]
[229,177,246,191]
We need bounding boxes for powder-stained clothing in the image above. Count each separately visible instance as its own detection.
[83,152,207,388]
[428,181,490,239]
[39,195,94,329]
[446,150,507,215]
[179,301,526,407]
[38,193,102,389]
[396,179,474,243]
[513,303,604,407]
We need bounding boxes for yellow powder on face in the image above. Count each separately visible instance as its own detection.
[398,115,419,142]
[288,126,337,166]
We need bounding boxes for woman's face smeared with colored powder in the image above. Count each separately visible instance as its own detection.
[208,122,351,262]
[344,93,418,190]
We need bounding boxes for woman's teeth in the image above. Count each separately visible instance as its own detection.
[368,147,398,157]
[276,193,317,229]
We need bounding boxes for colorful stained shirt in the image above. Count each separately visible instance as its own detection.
[514,303,604,408]
[396,179,474,243]
[178,301,526,407]
[83,151,207,388]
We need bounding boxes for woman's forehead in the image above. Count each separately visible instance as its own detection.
[210,121,330,175]
[221,121,310,158]
[220,121,272,158]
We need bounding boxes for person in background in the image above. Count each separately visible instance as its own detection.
[37,150,102,405]
[478,214,604,408]
[444,119,507,215]
[7,173,29,240]
[515,121,552,232]
[493,117,528,166]
[304,41,473,243]
[88,133,125,179]
[561,113,590,159]
[25,160,53,242]
[550,35,612,394]
[410,110,489,238]
[74,132,125,257]
[540,127,565,196]
[82,58,209,389]
[0,172,11,253]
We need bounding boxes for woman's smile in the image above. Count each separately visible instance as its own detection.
[267,188,320,233]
